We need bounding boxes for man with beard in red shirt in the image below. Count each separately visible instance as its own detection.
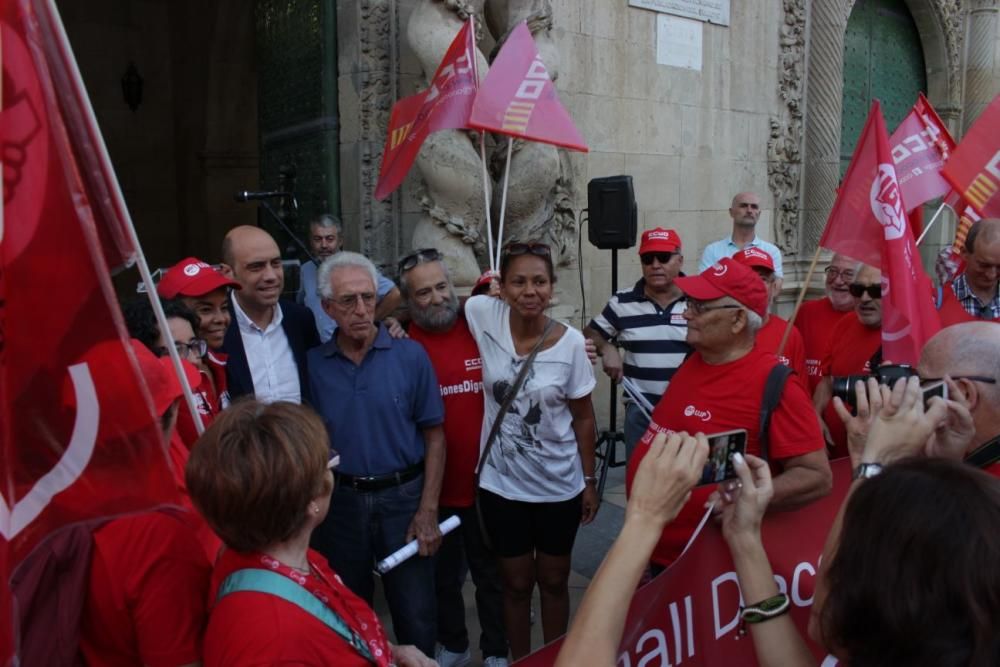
[399,248,509,667]
[794,254,859,392]
[812,264,883,458]
[626,258,830,568]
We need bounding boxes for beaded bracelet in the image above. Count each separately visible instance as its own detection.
[737,593,790,636]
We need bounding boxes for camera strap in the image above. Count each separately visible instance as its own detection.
[965,433,1000,470]
[758,363,794,462]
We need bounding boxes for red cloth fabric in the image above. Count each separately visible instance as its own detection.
[937,282,1000,327]
[754,315,807,386]
[80,512,211,667]
[176,352,230,450]
[795,299,854,394]
[409,315,484,507]
[204,549,392,667]
[820,315,882,458]
[987,462,1000,479]
[626,348,824,566]
[168,432,222,562]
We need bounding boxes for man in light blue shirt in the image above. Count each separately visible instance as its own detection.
[698,192,784,289]
[297,214,402,341]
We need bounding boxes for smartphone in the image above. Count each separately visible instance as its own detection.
[698,429,748,486]
[922,381,948,409]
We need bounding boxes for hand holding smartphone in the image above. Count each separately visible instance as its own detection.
[697,428,748,486]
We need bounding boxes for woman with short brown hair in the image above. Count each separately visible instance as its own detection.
[187,399,434,667]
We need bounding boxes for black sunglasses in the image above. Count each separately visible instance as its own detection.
[502,242,551,259]
[848,283,881,299]
[398,248,442,274]
[920,375,997,387]
[640,252,675,266]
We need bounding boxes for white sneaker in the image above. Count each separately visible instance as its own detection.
[434,646,471,667]
[483,657,509,667]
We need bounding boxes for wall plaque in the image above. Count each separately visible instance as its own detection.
[629,0,730,27]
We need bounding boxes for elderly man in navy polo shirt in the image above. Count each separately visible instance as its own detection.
[307,251,446,657]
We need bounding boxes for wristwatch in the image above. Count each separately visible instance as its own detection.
[852,462,884,480]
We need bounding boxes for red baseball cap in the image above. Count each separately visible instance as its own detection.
[472,270,497,296]
[732,246,776,273]
[638,228,682,254]
[157,257,240,299]
[674,257,769,318]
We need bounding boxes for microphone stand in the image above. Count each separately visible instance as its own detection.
[255,195,318,265]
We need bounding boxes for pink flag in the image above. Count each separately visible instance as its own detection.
[469,22,588,152]
[374,21,477,200]
[820,101,940,364]
[889,93,955,211]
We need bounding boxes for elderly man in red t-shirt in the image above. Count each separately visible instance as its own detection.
[812,264,883,458]
[398,249,509,667]
[794,254,859,392]
[626,258,831,568]
[731,246,807,382]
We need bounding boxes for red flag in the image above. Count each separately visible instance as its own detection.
[820,101,940,364]
[468,22,588,152]
[374,21,477,200]
[2,1,179,660]
[889,93,955,211]
[942,93,1000,217]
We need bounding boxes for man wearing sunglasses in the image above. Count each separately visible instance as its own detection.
[297,213,402,342]
[585,228,691,461]
[936,218,1000,326]
[794,254,861,393]
[812,264,884,457]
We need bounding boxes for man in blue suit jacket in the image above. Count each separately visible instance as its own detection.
[220,225,320,404]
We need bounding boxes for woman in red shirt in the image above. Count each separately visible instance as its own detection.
[186,400,435,667]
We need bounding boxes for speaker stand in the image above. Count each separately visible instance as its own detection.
[595,248,627,499]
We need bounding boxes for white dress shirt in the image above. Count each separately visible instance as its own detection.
[231,297,301,404]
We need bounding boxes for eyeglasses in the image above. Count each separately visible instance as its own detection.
[920,375,997,387]
[502,242,551,259]
[397,248,442,274]
[175,339,208,358]
[685,301,743,316]
[332,292,376,309]
[848,283,881,299]
[824,267,856,282]
[640,252,675,266]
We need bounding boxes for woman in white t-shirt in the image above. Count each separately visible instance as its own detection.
[464,242,598,661]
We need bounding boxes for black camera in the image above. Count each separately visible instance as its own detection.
[830,364,916,406]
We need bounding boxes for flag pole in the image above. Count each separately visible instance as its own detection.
[46,0,205,436]
[915,202,947,246]
[495,136,514,270]
[467,14,495,272]
[776,244,823,358]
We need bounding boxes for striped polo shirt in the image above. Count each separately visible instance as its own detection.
[589,279,691,407]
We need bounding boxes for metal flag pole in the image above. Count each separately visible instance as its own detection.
[915,201,947,246]
[467,14,495,272]
[495,136,514,270]
[46,0,204,435]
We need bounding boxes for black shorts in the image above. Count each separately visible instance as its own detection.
[478,489,583,558]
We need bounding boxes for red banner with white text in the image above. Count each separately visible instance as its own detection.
[941,93,1000,218]
[889,93,955,212]
[516,459,852,666]
[2,1,179,661]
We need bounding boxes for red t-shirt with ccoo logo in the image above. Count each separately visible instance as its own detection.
[409,315,484,508]
[626,347,823,566]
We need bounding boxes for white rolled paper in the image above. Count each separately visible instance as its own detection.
[375,515,462,574]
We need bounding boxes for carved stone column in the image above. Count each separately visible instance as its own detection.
[963,0,1000,133]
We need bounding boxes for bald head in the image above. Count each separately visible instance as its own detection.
[729,192,761,229]
[963,218,1000,297]
[222,226,284,316]
[919,322,1000,448]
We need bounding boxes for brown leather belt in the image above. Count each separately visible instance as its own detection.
[334,461,423,492]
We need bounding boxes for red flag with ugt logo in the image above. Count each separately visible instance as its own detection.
[820,101,940,365]
[2,0,179,660]
[889,93,955,212]
[374,20,477,200]
[468,22,588,152]
[942,93,1000,218]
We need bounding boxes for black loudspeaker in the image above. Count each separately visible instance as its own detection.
[587,175,637,250]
